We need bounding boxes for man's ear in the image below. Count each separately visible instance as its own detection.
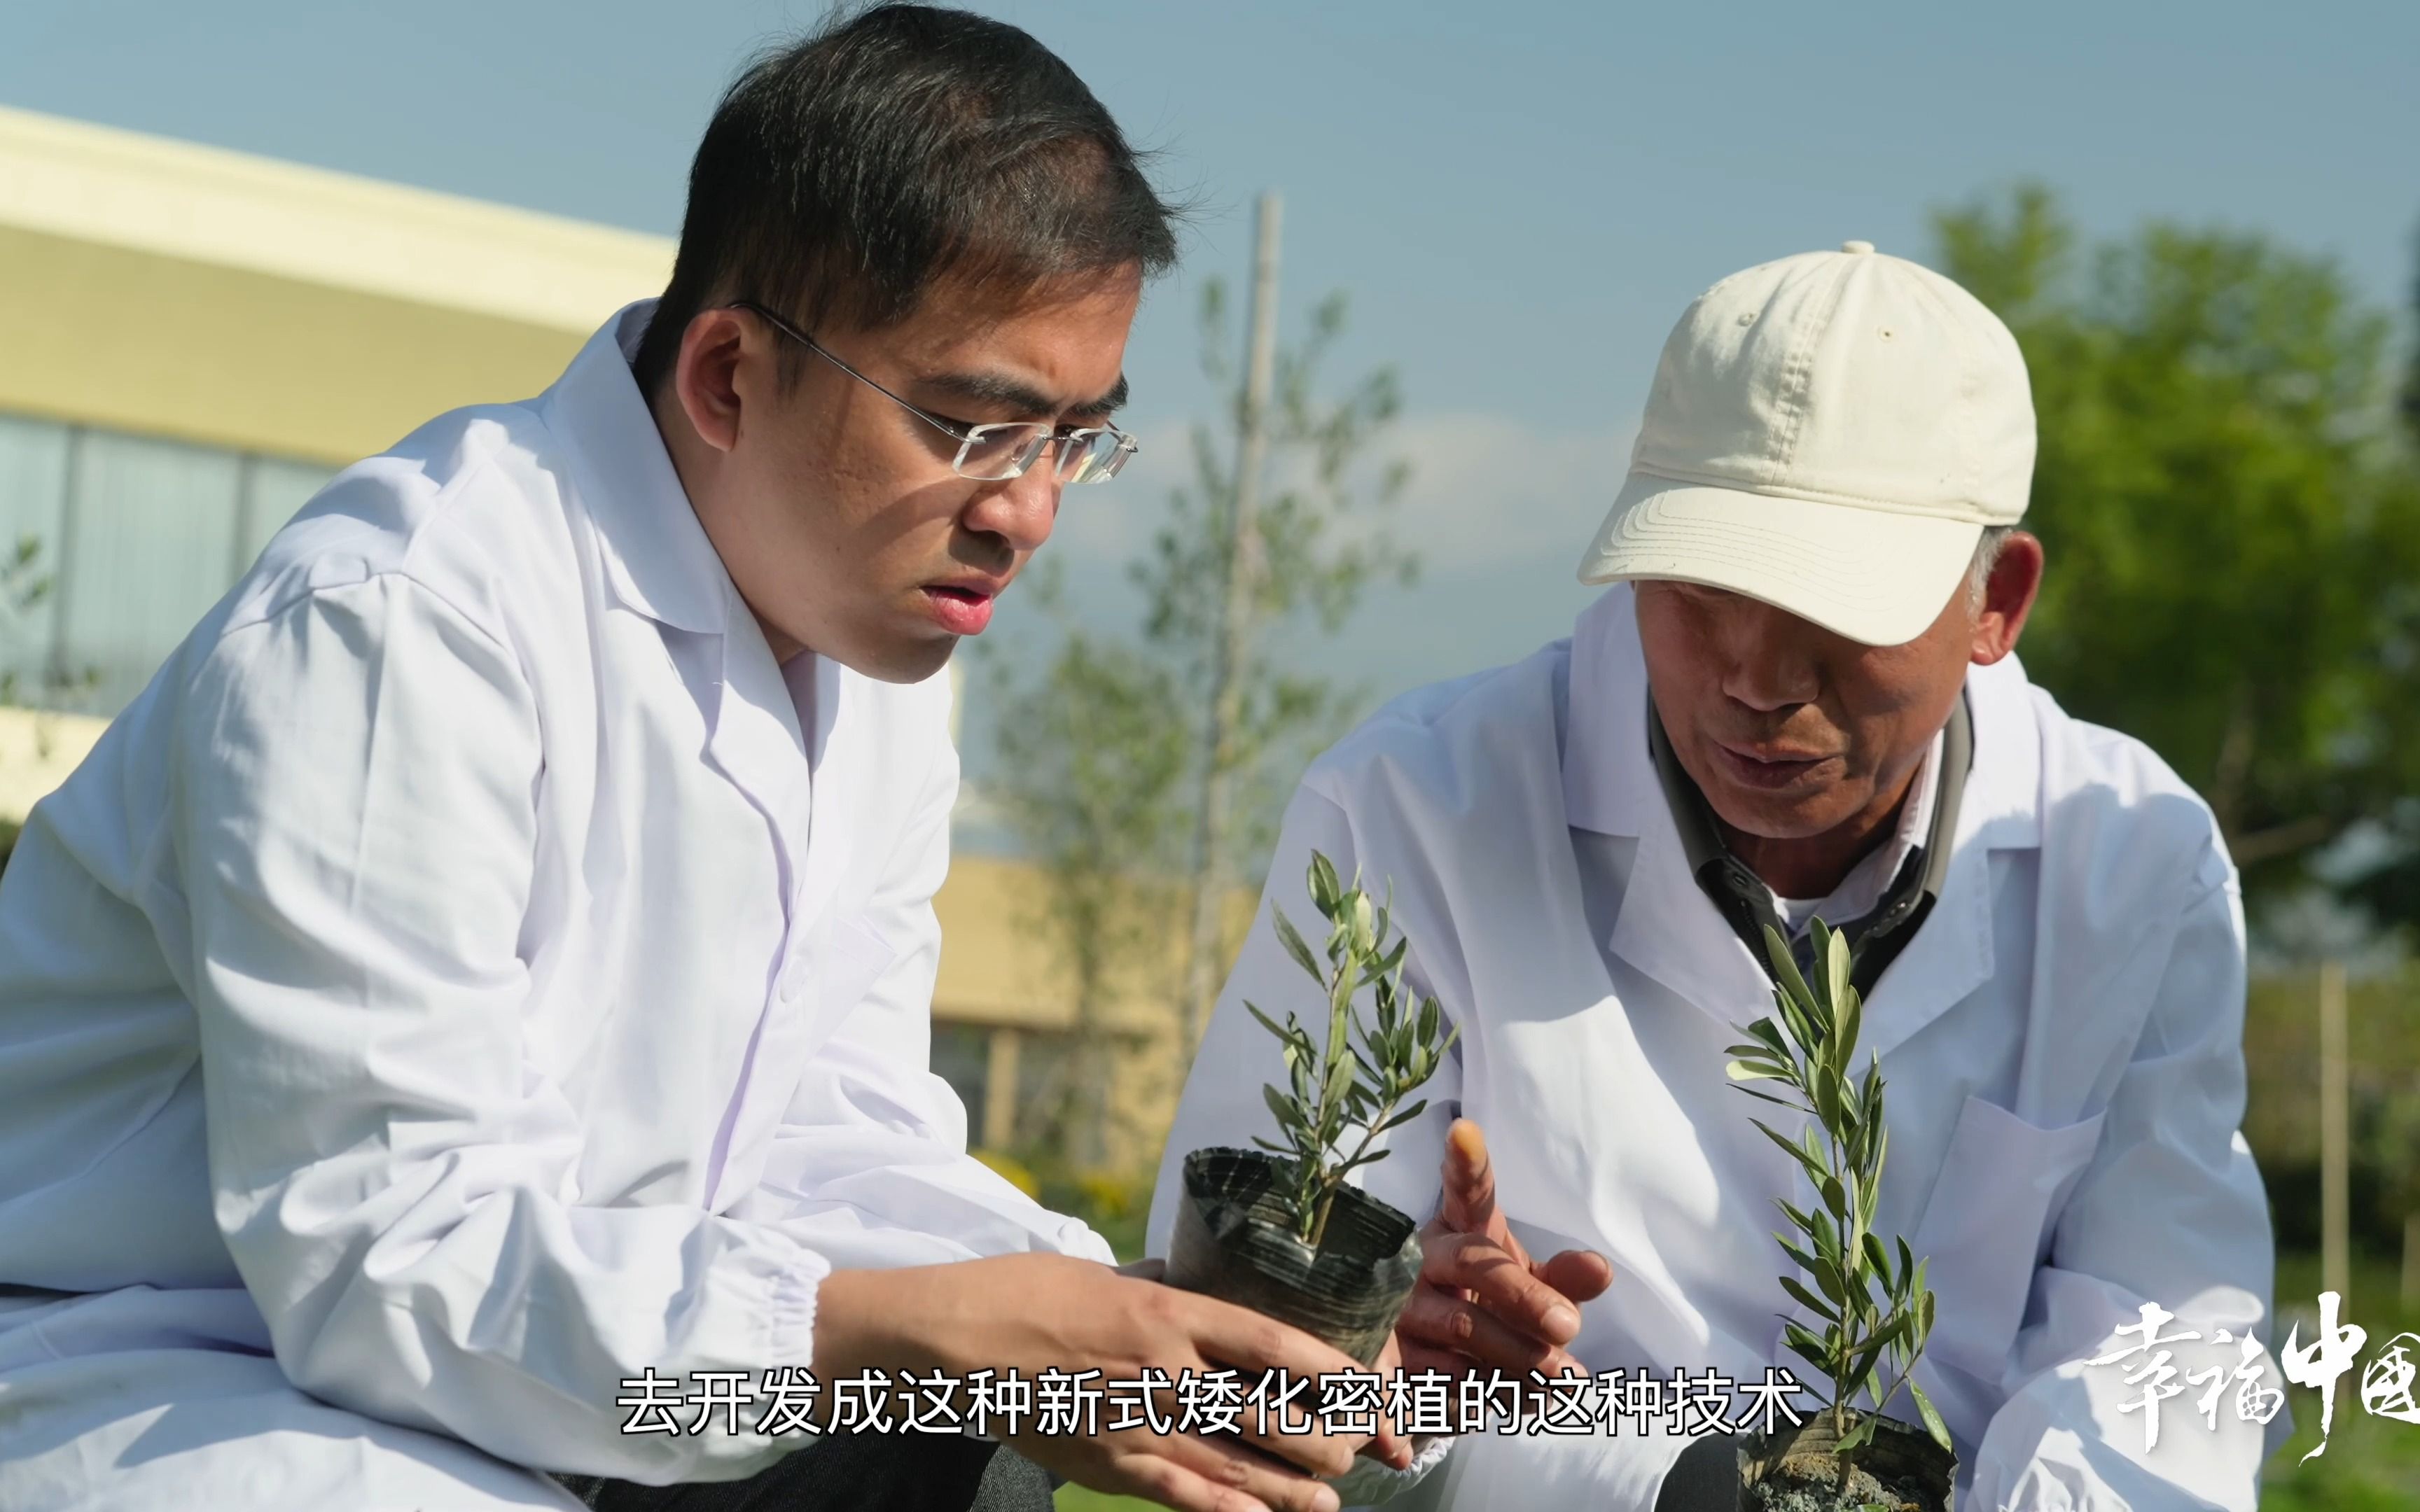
[672,307,753,456]
[1970,531,2043,668]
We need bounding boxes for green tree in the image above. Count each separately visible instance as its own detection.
[1141,280,1417,888]
[982,276,1414,1173]
[1935,186,2420,910]
[980,575,1190,1170]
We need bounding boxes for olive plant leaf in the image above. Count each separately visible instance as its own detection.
[1910,1378,1953,1452]
[1779,1275,1840,1323]
[1258,850,1458,1247]
[1271,909,1324,984]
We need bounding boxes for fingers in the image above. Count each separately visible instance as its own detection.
[1421,1230,1581,1349]
[1396,1282,1578,1378]
[1115,1435,1344,1512]
[1181,1292,1368,1392]
[1535,1247,1614,1306]
[1170,1296,1377,1477]
[1396,1338,1473,1382]
[1436,1118,1501,1240]
[1366,1406,1410,1470]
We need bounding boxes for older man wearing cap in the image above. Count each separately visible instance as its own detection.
[1150,241,2283,1509]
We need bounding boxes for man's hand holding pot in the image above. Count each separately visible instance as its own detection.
[819,1254,1409,1512]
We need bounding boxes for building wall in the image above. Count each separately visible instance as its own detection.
[0,412,334,710]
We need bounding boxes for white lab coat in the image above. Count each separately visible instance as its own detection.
[0,303,1105,1511]
[1151,587,2284,1511]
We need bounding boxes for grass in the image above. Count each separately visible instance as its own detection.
[1055,1252,2420,1511]
[1055,1491,1166,1512]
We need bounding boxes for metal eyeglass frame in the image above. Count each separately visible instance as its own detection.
[724,299,1139,484]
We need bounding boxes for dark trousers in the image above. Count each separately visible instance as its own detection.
[553,1434,1056,1512]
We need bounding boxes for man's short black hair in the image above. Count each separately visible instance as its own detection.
[633,3,1178,394]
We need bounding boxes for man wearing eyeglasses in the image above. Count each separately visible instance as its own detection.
[0,9,1405,1512]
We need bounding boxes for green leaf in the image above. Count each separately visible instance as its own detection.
[1761,925,1819,1023]
[1732,1084,1800,1108]
[1778,1275,1840,1322]
[1753,1120,1830,1188]
[1278,910,1332,988]
[1741,1018,1794,1065]
[1263,1084,1302,1132]
[1863,1231,1893,1289]
[1376,1098,1428,1133]
[1811,1068,1842,1131]
[1307,851,1343,916]
[1909,1379,1953,1453]
[1244,1000,1288,1044]
[1349,892,1376,955]
[1844,1340,1887,1399]
[1727,1060,1788,1083]
[1781,1322,1831,1374]
[1835,1413,1878,1457]
[1819,922,1853,1014]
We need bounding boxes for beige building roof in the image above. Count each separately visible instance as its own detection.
[0,104,674,464]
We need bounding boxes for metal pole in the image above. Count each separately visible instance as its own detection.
[2320,960,2350,1306]
[1180,193,1282,1053]
[982,1028,1020,1152]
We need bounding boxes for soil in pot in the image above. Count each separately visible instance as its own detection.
[1162,1147,1422,1366]
[1738,1415,1956,1512]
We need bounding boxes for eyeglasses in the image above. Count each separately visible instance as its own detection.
[725,300,1139,484]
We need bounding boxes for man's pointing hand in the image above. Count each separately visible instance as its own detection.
[1393,1118,1613,1381]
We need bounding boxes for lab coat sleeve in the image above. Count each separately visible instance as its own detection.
[730,694,1113,1267]
[1966,868,2282,1511]
[179,576,821,1484]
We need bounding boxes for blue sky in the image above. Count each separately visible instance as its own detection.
[8,1,2419,743]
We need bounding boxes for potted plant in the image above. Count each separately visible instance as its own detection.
[1725,920,1959,1512]
[1163,850,1459,1365]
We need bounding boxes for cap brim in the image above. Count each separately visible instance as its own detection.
[1576,473,1982,646]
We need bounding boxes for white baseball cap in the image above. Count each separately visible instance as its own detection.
[1576,240,2035,646]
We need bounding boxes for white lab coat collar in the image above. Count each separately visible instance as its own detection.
[542,300,730,638]
[1559,584,2047,1059]
[540,300,855,932]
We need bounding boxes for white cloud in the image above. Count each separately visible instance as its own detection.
[1051,410,1634,575]
[1382,411,1636,567]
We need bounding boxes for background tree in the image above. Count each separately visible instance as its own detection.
[2344,225,2420,932]
[1935,186,2420,918]
[982,273,1414,1179]
[1147,277,1416,1050]
[980,575,1190,1169]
